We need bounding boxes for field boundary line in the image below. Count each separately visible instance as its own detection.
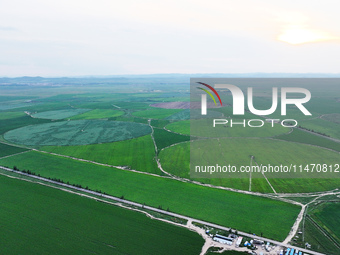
[0,140,32,150]
[253,158,277,194]
[296,126,340,144]
[306,215,340,249]
[0,150,31,160]
[148,119,173,177]
[270,137,340,154]
[32,148,172,179]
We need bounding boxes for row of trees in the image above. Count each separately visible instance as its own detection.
[298,125,330,137]
[11,166,105,194]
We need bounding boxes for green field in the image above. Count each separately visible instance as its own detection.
[113,115,149,124]
[70,109,125,119]
[32,108,91,119]
[112,101,151,109]
[165,109,191,120]
[0,115,51,135]
[321,113,340,124]
[0,143,28,158]
[15,102,77,113]
[275,128,340,152]
[299,118,340,140]
[40,135,161,174]
[313,203,340,242]
[165,109,224,120]
[159,139,340,193]
[0,111,26,120]
[0,174,204,255]
[0,151,300,241]
[132,108,182,119]
[4,120,152,146]
[300,216,340,255]
[150,119,172,128]
[153,128,190,153]
[166,120,190,134]
[0,102,36,111]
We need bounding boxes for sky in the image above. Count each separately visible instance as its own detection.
[1,0,340,76]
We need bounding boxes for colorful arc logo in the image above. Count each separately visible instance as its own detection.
[197,82,223,115]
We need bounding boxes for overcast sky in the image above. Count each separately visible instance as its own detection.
[1,0,340,76]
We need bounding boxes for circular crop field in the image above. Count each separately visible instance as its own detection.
[4,120,152,146]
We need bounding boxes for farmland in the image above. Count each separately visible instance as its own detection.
[4,120,152,146]
[166,120,190,134]
[312,202,340,242]
[159,138,340,193]
[153,128,190,153]
[0,143,28,158]
[0,174,204,255]
[32,108,91,119]
[150,119,171,128]
[70,109,125,119]
[1,77,340,254]
[40,135,161,174]
[275,128,340,152]
[299,118,340,140]
[0,150,300,241]
[291,202,340,255]
[132,108,182,119]
[0,111,26,120]
[321,113,340,124]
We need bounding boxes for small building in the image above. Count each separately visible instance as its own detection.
[236,236,243,247]
[253,239,264,245]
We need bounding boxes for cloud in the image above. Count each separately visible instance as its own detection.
[0,26,18,32]
[276,11,339,44]
[1,0,340,76]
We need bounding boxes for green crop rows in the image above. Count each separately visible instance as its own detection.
[0,174,203,255]
[0,151,300,241]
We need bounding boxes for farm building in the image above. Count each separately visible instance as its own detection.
[213,234,233,245]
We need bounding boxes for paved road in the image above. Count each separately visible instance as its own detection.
[0,166,325,255]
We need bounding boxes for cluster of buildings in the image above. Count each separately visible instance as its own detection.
[210,232,311,255]
[284,248,306,255]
